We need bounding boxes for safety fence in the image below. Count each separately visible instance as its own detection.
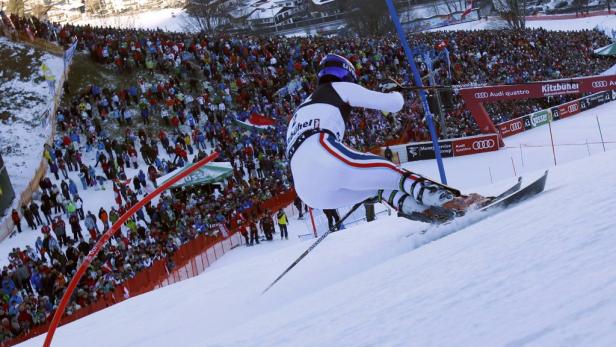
[497,90,614,139]
[3,189,296,346]
[526,9,615,20]
[159,189,296,286]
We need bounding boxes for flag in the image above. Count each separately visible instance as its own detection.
[462,0,473,18]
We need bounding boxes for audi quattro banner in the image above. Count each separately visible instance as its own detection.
[452,134,500,157]
[458,74,616,103]
[405,134,499,162]
[498,115,530,137]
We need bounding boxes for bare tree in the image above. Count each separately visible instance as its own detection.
[6,0,25,16]
[434,0,467,15]
[494,0,526,29]
[184,0,229,33]
[574,0,590,15]
[85,0,104,15]
[342,0,393,36]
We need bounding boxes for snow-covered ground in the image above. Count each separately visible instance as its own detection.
[430,13,616,36]
[70,6,616,37]
[16,86,616,346]
[0,38,63,218]
[73,8,191,33]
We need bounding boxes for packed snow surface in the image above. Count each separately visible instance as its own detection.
[73,8,192,33]
[17,96,616,346]
[431,13,616,35]
[0,38,63,218]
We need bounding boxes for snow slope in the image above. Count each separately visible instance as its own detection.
[0,38,63,216]
[17,102,616,346]
[429,13,616,35]
[74,8,191,33]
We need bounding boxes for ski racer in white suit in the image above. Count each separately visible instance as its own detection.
[287,54,480,221]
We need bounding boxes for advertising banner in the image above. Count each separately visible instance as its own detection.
[551,100,580,120]
[63,41,78,69]
[585,90,612,108]
[452,134,500,157]
[458,74,616,103]
[498,115,528,138]
[405,141,453,161]
[495,90,613,138]
[405,134,499,161]
[529,109,551,128]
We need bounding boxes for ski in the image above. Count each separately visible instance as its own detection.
[489,176,522,202]
[413,171,548,236]
[399,176,522,224]
[477,170,547,213]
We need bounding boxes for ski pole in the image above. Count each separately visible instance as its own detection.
[262,199,369,294]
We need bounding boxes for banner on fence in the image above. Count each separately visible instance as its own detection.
[64,41,78,70]
[497,90,614,138]
[406,141,453,161]
[498,115,529,137]
[551,100,580,120]
[405,133,499,162]
[452,134,499,156]
[458,74,616,103]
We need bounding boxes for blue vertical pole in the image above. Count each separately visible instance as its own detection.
[385,0,448,184]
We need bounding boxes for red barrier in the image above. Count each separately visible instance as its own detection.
[554,100,581,120]
[4,187,296,346]
[526,10,615,21]
[458,74,616,145]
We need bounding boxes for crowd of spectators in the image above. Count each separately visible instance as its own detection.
[1,11,616,343]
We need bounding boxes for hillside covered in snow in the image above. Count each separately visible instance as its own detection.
[18,96,616,347]
[0,38,63,218]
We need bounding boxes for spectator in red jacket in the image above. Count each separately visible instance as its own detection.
[11,210,21,234]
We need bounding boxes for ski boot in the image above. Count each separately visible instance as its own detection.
[442,193,490,213]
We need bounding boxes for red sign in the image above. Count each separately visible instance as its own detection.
[459,74,616,103]
[555,100,580,119]
[453,134,499,156]
[498,117,526,138]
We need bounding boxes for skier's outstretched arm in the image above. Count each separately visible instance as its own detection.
[332,82,404,113]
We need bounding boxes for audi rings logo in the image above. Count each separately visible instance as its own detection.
[567,104,578,113]
[592,81,608,88]
[472,139,495,150]
[474,92,489,99]
[510,122,522,131]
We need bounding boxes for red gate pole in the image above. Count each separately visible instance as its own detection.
[548,120,557,166]
[308,207,317,238]
[42,152,219,347]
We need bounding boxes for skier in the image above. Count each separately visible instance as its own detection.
[286,54,484,222]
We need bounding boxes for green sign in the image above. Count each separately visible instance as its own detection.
[530,110,551,128]
[157,162,233,189]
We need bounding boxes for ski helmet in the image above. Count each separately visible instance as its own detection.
[317,54,357,85]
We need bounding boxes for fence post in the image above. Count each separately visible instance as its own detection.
[596,115,606,152]
[309,207,317,238]
[510,157,517,177]
[488,166,494,184]
[548,120,557,165]
[519,143,524,167]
